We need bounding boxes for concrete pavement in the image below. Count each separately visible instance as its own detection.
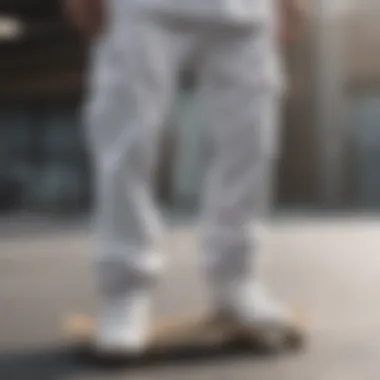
[1,216,380,379]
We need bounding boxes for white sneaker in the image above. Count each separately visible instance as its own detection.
[213,281,307,349]
[229,282,293,328]
[95,290,151,356]
[216,281,302,339]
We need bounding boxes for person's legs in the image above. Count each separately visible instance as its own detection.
[84,3,193,353]
[198,13,291,327]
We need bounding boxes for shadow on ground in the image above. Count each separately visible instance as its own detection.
[0,342,287,379]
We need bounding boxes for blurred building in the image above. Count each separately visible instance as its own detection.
[343,1,380,209]
[0,1,89,213]
[0,0,378,214]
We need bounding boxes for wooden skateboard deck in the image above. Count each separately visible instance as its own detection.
[63,311,309,360]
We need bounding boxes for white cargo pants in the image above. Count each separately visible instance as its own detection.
[84,0,284,304]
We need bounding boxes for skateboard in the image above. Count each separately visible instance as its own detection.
[63,311,308,360]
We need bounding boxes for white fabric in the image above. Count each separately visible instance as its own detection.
[117,0,277,24]
[85,0,285,346]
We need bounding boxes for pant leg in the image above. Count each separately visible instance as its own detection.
[84,4,191,297]
[198,16,284,304]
